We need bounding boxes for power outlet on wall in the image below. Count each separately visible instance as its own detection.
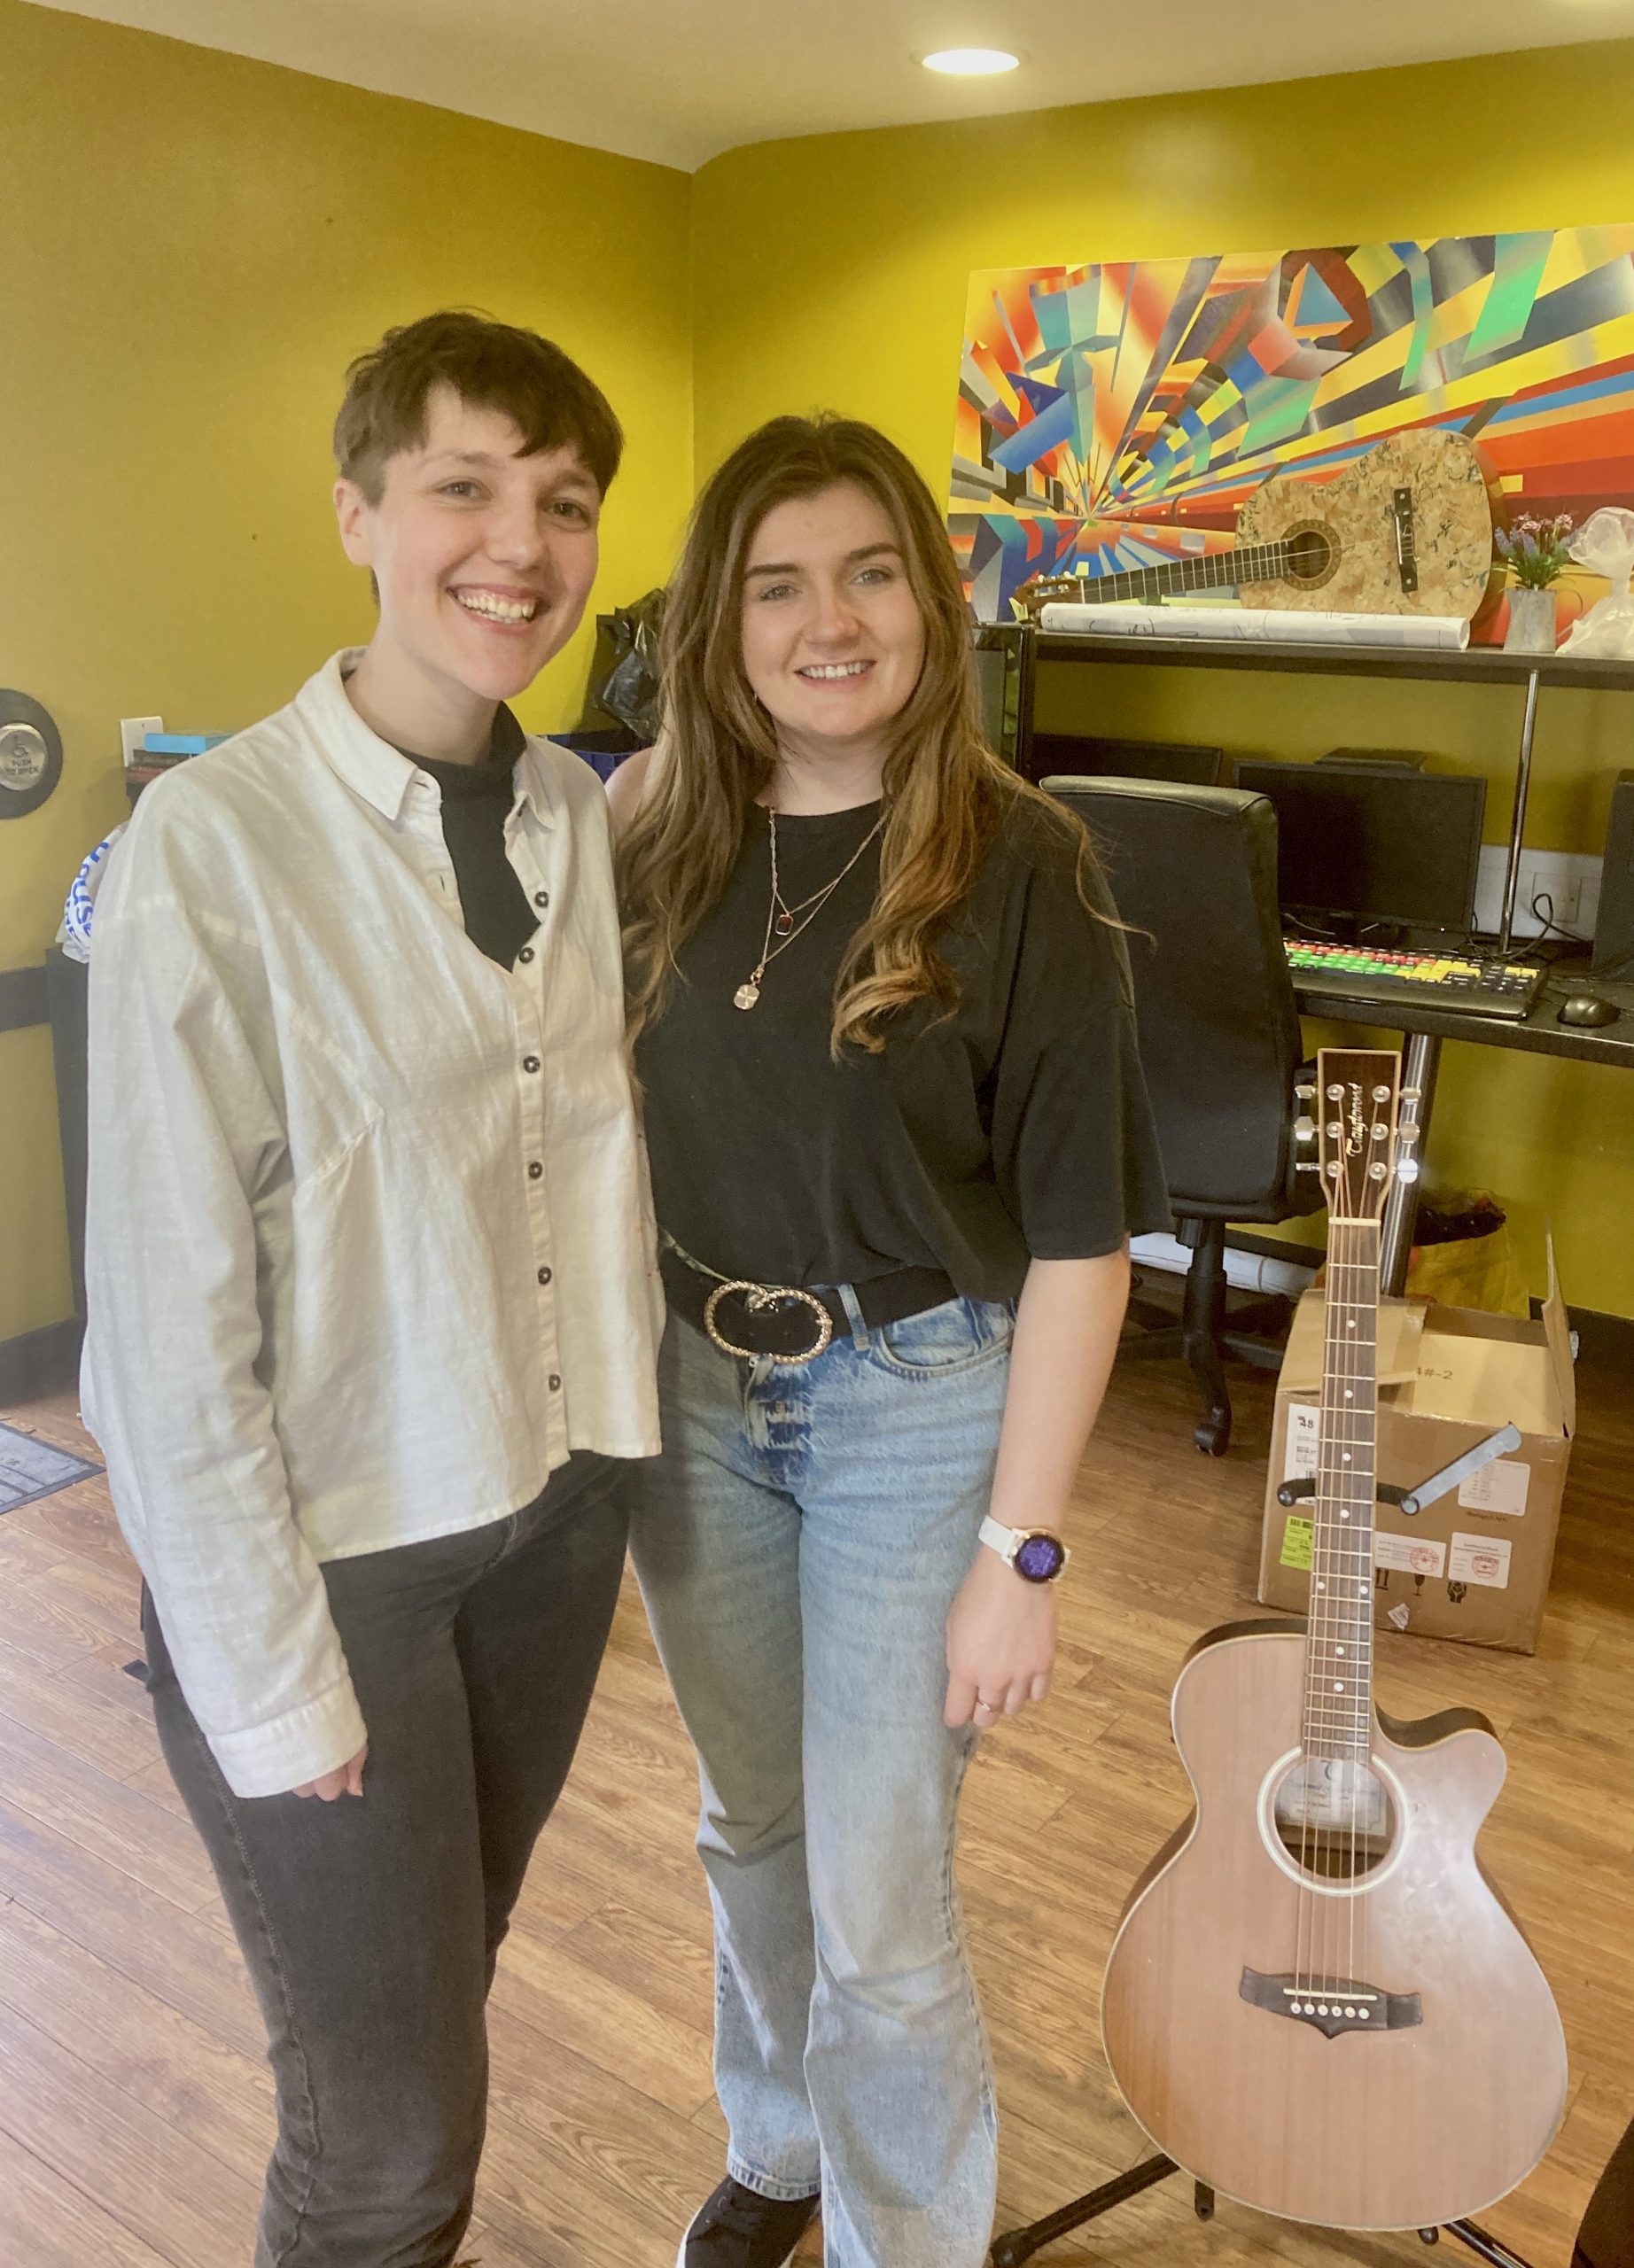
[1474,844,1603,941]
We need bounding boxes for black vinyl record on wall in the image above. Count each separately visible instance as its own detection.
[0,689,62,819]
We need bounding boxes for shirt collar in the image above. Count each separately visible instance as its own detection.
[298,652,556,829]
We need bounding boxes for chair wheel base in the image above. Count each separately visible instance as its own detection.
[1194,1410,1231,1456]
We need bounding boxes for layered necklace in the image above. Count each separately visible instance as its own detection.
[734,804,886,1011]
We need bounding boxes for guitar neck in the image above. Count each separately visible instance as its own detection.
[1069,535,1294,606]
[1304,1218,1380,1760]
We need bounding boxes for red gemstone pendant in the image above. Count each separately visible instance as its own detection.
[774,911,794,936]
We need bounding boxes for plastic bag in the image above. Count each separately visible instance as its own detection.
[1404,1191,1530,1318]
[1560,507,1634,657]
[56,825,127,963]
[594,588,666,742]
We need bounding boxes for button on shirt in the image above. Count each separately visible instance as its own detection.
[82,651,664,1798]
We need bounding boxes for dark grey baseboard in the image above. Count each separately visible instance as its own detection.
[0,961,49,1032]
[0,1317,82,1405]
[1567,1303,1634,1371]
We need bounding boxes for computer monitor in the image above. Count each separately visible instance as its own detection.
[1032,733,1223,788]
[1231,757,1485,932]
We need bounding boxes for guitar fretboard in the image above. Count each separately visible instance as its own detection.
[1062,537,1294,607]
[1303,1219,1380,1760]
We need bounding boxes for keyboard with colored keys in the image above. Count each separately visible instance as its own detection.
[1285,939,1546,1021]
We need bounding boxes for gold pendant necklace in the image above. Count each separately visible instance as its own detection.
[735,807,884,1011]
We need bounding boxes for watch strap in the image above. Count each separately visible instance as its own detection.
[980,1515,1022,1563]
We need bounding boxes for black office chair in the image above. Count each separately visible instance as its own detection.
[1045,775,1323,1456]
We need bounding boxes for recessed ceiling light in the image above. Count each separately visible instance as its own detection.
[921,48,1022,76]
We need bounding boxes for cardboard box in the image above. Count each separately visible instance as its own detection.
[1258,1249,1576,1653]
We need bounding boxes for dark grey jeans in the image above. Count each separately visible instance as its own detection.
[141,1457,629,2268]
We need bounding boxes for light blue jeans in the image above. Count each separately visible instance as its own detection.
[628,1290,1015,2268]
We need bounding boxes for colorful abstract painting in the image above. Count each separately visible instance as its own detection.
[951,230,1634,635]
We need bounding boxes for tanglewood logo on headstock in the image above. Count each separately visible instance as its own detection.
[1346,1085,1367,1159]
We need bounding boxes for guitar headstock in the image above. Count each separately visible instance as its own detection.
[1012,573,1083,622]
[1294,1048,1421,1223]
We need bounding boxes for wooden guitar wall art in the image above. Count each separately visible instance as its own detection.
[1016,430,1497,625]
[1099,1050,1567,2233]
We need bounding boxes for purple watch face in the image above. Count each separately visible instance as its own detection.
[1013,1531,1066,1583]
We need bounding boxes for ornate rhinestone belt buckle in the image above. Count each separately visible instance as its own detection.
[702,1279,834,1364]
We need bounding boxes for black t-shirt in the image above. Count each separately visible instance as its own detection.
[634,793,1172,1301]
[408,707,536,970]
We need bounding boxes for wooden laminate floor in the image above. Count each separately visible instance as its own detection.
[0,1339,1629,2268]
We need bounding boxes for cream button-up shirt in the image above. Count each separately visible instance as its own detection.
[82,652,663,1798]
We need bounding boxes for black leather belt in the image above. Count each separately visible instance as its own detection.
[660,1245,955,1363]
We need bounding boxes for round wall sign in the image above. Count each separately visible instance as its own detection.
[0,691,62,818]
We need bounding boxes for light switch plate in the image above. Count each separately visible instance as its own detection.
[120,715,163,767]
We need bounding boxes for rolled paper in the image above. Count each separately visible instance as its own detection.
[1038,602,1471,650]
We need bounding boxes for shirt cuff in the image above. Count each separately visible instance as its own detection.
[206,1675,369,1799]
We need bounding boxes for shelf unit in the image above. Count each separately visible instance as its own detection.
[1011,624,1634,1292]
[1023,629,1634,956]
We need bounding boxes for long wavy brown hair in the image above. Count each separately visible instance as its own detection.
[618,413,1101,1055]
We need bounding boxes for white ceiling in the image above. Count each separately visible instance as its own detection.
[31,0,1634,173]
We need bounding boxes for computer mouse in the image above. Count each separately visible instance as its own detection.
[1556,993,1621,1028]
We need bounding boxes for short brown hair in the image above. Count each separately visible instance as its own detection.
[333,309,623,501]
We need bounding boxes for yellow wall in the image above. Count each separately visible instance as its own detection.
[692,44,1634,1318]
[10,22,1634,1336]
[0,0,692,1341]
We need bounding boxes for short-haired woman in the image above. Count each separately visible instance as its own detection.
[84,311,663,2266]
[611,416,1170,2268]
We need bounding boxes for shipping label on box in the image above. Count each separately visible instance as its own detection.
[1258,1262,1574,1655]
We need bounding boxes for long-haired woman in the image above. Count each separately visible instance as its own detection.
[611,415,1170,2268]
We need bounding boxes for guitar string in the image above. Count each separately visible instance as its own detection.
[1319,1210,1350,1995]
[1327,1223,1352,1998]
[1326,1216,1381,2002]
[1041,537,1298,608]
[1346,1224,1366,2001]
[1351,1223,1381,2001]
[1343,1224,1361,2005]
[1352,1233,1361,2014]
[1300,1204,1333,1999]
[1358,1221,1383,2006]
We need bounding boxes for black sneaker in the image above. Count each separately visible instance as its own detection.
[677,2176,821,2267]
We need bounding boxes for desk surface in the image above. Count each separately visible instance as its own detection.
[1293,956,1634,1066]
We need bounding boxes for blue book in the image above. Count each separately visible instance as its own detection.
[142,732,230,756]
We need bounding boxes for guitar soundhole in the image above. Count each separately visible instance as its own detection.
[1284,527,1333,584]
[1272,1757,1396,1882]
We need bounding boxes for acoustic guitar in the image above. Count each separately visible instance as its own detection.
[1099,1050,1567,2233]
[1016,428,1497,624]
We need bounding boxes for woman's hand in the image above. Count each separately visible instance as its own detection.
[292,1744,367,1801]
[944,1550,1056,1730]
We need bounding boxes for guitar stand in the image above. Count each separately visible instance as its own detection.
[987,2154,1544,2266]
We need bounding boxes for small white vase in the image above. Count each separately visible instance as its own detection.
[1504,586,1559,654]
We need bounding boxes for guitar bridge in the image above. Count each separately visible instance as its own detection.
[1392,486,1420,594]
[1240,1968,1422,2039]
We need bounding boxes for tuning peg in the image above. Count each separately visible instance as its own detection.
[1401,1087,1422,1105]
[1397,1122,1420,1146]
[1294,1115,1317,1141]
[1295,1082,1316,1101]
[1296,1161,1322,1174]
[1396,1159,1420,1184]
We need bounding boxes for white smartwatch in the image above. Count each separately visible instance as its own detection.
[979,1516,1070,1585]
